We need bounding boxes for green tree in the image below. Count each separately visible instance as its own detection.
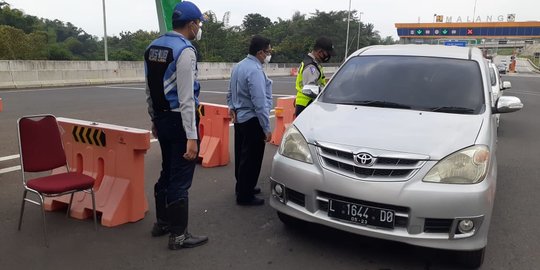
[196,14,246,62]
[110,49,137,61]
[48,43,73,60]
[0,2,391,62]
[0,25,46,59]
[242,13,272,36]
[380,36,397,45]
[0,4,40,33]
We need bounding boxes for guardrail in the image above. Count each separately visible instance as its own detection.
[0,60,338,90]
[524,58,540,73]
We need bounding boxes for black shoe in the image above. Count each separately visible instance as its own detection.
[182,232,209,248]
[235,187,262,195]
[236,196,265,206]
[151,222,170,237]
[168,232,208,250]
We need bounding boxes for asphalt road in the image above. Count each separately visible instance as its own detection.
[0,72,539,270]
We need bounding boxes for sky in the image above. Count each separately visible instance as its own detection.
[6,0,540,40]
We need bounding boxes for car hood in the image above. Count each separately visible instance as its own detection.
[295,102,485,160]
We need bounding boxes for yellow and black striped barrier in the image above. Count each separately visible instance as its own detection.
[197,104,205,117]
[72,126,106,147]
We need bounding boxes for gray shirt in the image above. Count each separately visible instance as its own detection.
[175,47,198,140]
[302,52,322,86]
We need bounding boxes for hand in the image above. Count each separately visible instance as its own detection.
[229,109,236,123]
[183,139,198,161]
[151,123,158,138]
[265,132,272,142]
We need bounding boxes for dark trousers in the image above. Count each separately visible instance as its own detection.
[234,117,266,200]
[153,111,198,206]
[295,100,313,117]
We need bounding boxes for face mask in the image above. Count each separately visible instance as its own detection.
[264,54,271,64]
[321,51,331,63]
[195,28,202,41]
[322,56,331,63]
[191,23,202,41]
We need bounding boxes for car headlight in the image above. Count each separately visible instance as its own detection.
[423,145,490,184]
[278,125,313,163]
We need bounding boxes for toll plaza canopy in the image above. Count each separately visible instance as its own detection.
[396,21,540,39]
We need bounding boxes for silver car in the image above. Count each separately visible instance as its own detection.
[270,45,523,268]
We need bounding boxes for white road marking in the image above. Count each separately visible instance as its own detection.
[0,166,21,174]
[0,154,19,162]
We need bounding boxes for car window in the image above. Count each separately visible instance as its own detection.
[320,55,485,114]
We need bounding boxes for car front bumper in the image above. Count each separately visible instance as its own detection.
[269,151,496,251]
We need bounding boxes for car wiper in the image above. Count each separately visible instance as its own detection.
[349,100,412,109]
[429,106,476,114]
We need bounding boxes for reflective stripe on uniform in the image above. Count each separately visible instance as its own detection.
[295,57,326,106]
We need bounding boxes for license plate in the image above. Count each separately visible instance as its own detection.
[328,199,395,229]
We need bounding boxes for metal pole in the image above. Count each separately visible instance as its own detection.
[472,0,478,22]
[344,0,351,60]
[356,12,363,50]
[102,0,108,61]
[155,0,166,34]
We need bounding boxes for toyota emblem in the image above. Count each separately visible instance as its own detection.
[354,153,376,167]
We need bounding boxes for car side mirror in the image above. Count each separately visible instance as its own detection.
[502,81,512,90]
[496,96,523,113]
[302,85,321,98]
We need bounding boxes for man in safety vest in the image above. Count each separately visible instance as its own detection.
[295,37,336,116]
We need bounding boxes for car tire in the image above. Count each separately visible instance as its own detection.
[277,211,306,228]
[458,248,485,269]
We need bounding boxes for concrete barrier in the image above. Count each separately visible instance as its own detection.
[524,58,540,73]
[0,60,338,90]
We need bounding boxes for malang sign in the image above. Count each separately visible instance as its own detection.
[438,14,516,23]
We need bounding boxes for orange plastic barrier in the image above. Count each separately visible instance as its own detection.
[44,118,150,227]
[0,98,3,112]
[509,60,516,73]
[270,96,296,146]
[197,102,231,167]
[290,67,298,76]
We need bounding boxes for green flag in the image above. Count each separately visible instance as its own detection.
[156,0,182,34]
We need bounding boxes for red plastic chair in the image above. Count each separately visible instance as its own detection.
[17,115,97,246]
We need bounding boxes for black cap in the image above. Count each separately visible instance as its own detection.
[314,37,336,56]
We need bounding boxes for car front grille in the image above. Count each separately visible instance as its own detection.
[317,146,426,181]
[424,218,453,233]
[285,187,306,207]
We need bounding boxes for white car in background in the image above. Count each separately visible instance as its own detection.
[488,62,512,126]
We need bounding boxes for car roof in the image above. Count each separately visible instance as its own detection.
[352,45,482,62]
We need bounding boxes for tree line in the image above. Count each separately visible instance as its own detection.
[0,2,395,63]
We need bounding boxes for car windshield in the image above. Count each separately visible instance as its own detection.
[320,56,485,114]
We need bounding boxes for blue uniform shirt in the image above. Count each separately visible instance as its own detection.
[227,55,273,133]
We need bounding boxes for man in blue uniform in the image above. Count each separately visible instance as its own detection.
[144,1,208,250]
[227,35,273,206]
